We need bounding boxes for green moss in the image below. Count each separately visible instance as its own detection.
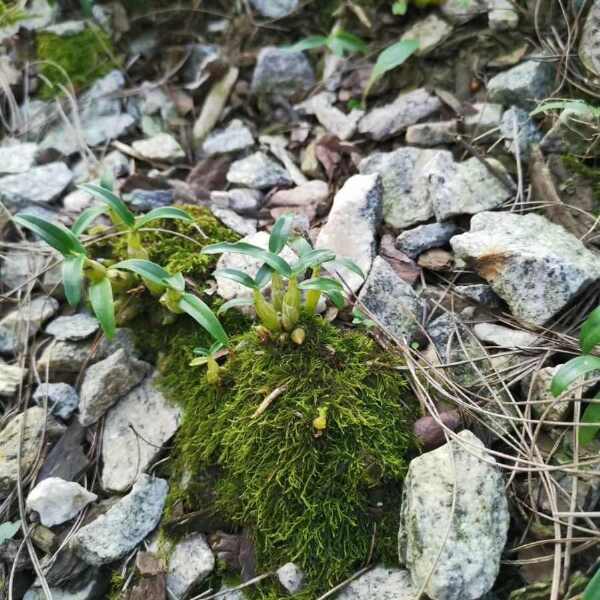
[0,1,26,28]
[156,317,416,597]
[561,154,600,214]
[36,26,116,99]
[107,572,126,600]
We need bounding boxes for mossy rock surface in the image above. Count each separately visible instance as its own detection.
[147,316,416,598]
[36,25,116,99]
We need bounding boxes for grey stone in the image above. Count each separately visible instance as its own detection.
[249,0,298,17]
[210,206,257,236]
[455,284,501,306]
[166,533,215,598]
[473,322,540,348]
[26,477,97,527]
[210,188,264,217]
[400,14,454,55]
[500,106,542,159]
[71,474,168,565]
[132,133,185,163]
[0,143,38,174]
[0,163,73,211]
[33,383,79,420]
[398,430,509,600]
[488,0,519,30]
[45,314,99,341]
[0,407,65,497]
[277,562,305,594]
[358,88,442,140]
[487,59,555,109]
[316,174,382,292]
[43,20,87,35]
[395,223,460,259]
[102,375,181,492]
[78,349,152,427]
[0,363,27,398]
[463,102,504,133]
[0,245,47,291]
[0,296,59,355]
[202,120,254,155]
[579,0,600,76]
[441,0,487,23]
[541,102,598,154]
[451,211,600,325]
[183,44,220,86]
[336,566,415,599]
[405,120,457,146]
[23,576,106,600]
[251,47,315,100]
[227,151,292,189]
[358,257,422,342]
[359,147,452,229]
[127,189,173,212]
[432,157,513,221]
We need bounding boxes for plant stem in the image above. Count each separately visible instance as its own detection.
[253,289,281,332]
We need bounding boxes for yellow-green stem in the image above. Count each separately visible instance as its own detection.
[206,355,221,385]
[126,231,149,260]
[253,289,280,332]
[83,258,107,283]
[281,277,301,332]
[272,273,284,312]
[305,267,321,315]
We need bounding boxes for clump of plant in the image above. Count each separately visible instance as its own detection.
[0,1,27,28]
[286,26,367,57]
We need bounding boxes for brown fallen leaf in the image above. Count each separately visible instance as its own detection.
[379,234,421,284]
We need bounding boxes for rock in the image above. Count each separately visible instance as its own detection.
[487,59,555,109]
[0,163,73,211]
[441,0,487,23]
[210,188,264,217]
[579,1,600,76]
[0,295,59,355]
[405,120,457,146]
[0,143,38,175]
[473,322,539,348]
[451,211,600,325]
[433,156,513,220]
[316,174,382,292]
[166,533,215,598]
[336,566,415,599]
[380,234,422,285]
[398,430,509,600]
[249,0,298,17]
[414,412,462,450]
[183,43,219,85]
[0,407,65,497]
[45,314,99,341]
[210,207,257,236]
[359,148,452,229]
[268,180,329,221]
[296,92,364,140]
[455,284,501,307]
[500,106,542,159]
[227,151,292,189]
[395,223,460,259]
[33,383,79,420]
[488,0,519,30]
[201,120,254,155]
[463,102,504,133]
[259,134,307,186]
[357,257,422,342]
[541,103,597,154]
[400,14,454,55]
[72,474,168,565]
[0,363,27,398]
[0,245,47,291]
[251,47,315,100]
[0,0,57,41]
[102,375,181,492]
[127,189,173,212]
[132,133,185,163]
[38,422,89,483]
[277,562,305,594]
[358,88,442,140]
[23,576,107,600]
[217,587,245,600]
[78,349,152,427]
[26,477,97,527]
[418,248,453,271]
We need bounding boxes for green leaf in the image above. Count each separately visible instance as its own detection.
[79,183,135,229]
[579,394,600,446]
[112,259,171,288]
[551,355,600,397]
[328,257,366,280]
[299,276,344,294]
[328,30,368,57]
[202,242,292,277]
[71,205,107,237]
[392,0,408,15]
[584,566,600,600]
[581,305,600,354]
[0,521,21,544]
[284,35,328,53]
[530,99,600,118]
[327,290,346,309]
[165,272,186,293]
[63,255,85,307]
[217,297,255,315]
[80,0,94,18]
[255,264,274,288]
[269,213,295,254]
[293,249,336,275]
[214,269,258,290]
[179,293,229,347]
[289,236,313,258]
[13,214,87,257]
[367,39,419,93]
[133,207,193,230]
[89,277,116,339]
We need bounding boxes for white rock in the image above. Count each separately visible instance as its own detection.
[249,0,298,18]
[102,375,181,492]
[0,363,27,398]
[227,151,293,190]
[400,14,453,55]
[277,562,305,594]
[579,1,600,76]
[297,92,364,140]
[166,533,215,598]
[488,0,519,30]
[132,133,185,163]
[33,383,79,420]
[0,143,38,174]
[336,566,415,599]
[473,322,539,348]
[463,102,504,133]
[441,0,487,23]
[210,206,257,236]
[405,120,457,146]
[316,174,382,292]
[202,120,254,155]
[26,477,97,527]
[398,430,509,600]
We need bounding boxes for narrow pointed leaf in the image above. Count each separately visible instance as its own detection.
[551,355,600,397]
[202,242,292,277]
[62,255,85,307]
[179,293,228,346]
[269,213,295,254]
[165,272,186,293]
[217,297,255,315]
[255,264,273,288]
[368,39,419,90]
[328,257,366,280]
[133,207,193,230]
[214,269,258,290]
[327,290,346,309]
[13,214,86,256]
[71,205,107,237]
[579,395,600,446]
[89,277,116,339]
[293,249,336,275]
[328,30,368,57]
[298,276,344,294]
[289,236,313,257]
[584,566,600,600]
[284,36,328,53]
[79,183,135,228]
[581,305,600,353]
[112,259,171,288]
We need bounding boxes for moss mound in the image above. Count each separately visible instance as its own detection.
[36,26,116,99]
[155,317,416,597]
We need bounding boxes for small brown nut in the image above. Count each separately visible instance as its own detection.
[414,411,462,450]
